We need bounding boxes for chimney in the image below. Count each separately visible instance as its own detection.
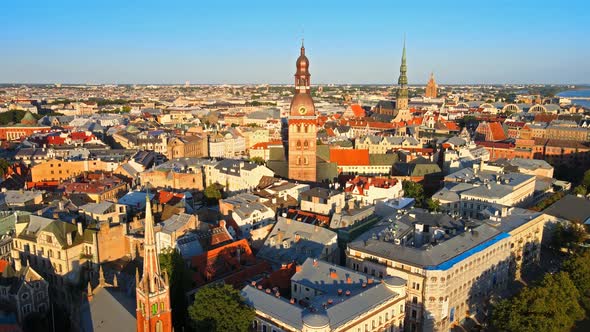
[77,222,83,236]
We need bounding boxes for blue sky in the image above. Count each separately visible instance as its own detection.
[1,0,589,84]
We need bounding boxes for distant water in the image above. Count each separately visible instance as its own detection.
[557,89,590,108]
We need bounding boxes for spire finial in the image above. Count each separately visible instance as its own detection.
[99,265,105,286]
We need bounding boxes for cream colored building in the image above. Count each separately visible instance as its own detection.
[346,208,546,332]
[356,135,421,154]
[203,159,274,194]
[242,258,407,332]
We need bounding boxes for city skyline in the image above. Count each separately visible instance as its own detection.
[1,0,589,85]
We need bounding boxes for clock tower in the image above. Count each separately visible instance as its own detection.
[288,40,317,182]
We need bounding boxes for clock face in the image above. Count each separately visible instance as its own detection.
[298,106,306,115]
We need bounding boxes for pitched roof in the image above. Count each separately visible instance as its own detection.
[329,149,369,166]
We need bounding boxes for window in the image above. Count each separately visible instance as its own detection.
[152,303,158,315]
[155,320,163,332]
[23,304,32,315]
[412,296,418,304]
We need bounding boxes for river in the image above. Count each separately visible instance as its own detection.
[557,89,590,109]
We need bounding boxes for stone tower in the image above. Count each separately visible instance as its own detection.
[288,40,317,182]
[396,39,409,110]
[136,193,172,332]
[425,72,438,98]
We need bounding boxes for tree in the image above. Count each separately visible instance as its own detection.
[204,184,222,205]
[188,283,255,332]
[582,169,590,189]
[249,157,265,165]
[402,180,424,202]
[574,185,588,196]
[491,272,584,332]
[562,251,590,311]
[160,249,191,330]
[0,158,10,177]
[425,198,441,212]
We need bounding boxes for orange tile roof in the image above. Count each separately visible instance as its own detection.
[329,148,369,165]
[350,104,366,117]
[0,260,9,273]
[488,122,507,141]
[444,121,460,131]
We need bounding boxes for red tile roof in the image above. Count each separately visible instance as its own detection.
[350,104,366,117]
[329,148,369,166]
[0,260,9,273]
[488,122,507,141]
[344,176,398,195]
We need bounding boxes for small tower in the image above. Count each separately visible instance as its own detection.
[425,72,438,98]
[396,38,409,110]
[136,193,172,332]
[288,39,317,182]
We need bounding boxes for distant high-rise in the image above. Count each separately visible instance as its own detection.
[136,194,172,332]
[288,40,317,182]
[396,39,409,110]
[425,72,438,98]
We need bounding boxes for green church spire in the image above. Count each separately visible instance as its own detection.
[396,36,409,110]
[398,37,408,86]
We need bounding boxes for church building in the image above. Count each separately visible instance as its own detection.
[288,41,318,182]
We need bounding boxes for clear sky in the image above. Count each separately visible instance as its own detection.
[1,0,589,85]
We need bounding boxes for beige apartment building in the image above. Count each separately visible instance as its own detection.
[346,209,546,332]
[30,158,117,182]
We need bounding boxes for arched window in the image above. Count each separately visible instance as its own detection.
[297,125,301,133]
[304,125,308,133]
[303,140,309,149]
[156,320,163,332]
[296,140,301,149]
[297,157,301,165]
[303,157,308,165]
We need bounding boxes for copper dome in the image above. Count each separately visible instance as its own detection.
[290,93,315,116]
[296,45,309,74]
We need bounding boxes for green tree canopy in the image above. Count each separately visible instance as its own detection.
[562,251,590,311]
[188,283,255,332]
[402,180,424,202]
[204,184,222,204]
[574,185,588,196]
[159,249,191,330]
[491,272,584,332]
[425,198,441,212]
[249,157,265,165]
[0,158,10,177]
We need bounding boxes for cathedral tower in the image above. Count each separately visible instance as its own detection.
[425,72,438,98]
[136,193,172,332]
[396,39,409,110]
[288,41,317,182]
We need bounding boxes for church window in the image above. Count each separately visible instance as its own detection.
[303,140,308,149]
[304,125,308,133]
[152,303,158,315]
[297,157,301,165]
[303,157,308,165]
[296,140,301,149]
[297,125,301,133]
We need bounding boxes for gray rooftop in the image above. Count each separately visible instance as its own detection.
[257,217,337,266]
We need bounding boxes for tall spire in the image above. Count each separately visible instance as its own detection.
[141,192,161,293]
[396,36,409,110]
[398,37,408,86]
